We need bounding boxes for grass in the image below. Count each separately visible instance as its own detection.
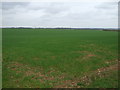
[87,70,118,88]
[2,28,118,88]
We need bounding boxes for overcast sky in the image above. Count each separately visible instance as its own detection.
[1,1,118,28]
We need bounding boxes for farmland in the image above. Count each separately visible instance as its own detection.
[2,28,118,88]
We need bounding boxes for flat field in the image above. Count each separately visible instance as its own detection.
[2,28,118,88]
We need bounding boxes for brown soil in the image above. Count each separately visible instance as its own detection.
[54,64,118,88]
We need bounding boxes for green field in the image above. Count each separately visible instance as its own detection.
[2,28,118,88]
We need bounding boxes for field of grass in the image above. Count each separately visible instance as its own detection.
[2,28,118,88]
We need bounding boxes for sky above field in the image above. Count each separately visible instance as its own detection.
[1,0,118,28]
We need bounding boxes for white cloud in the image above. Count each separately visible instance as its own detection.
[2,1,118,28]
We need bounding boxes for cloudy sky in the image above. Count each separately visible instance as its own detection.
[1,1,118,28]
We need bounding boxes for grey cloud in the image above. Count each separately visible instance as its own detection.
[2,2,29,10]
[2,2,118,28]
[27,2,69,15]
[44,3,69,14]
[94,2,118,18]
[95,2,118,9]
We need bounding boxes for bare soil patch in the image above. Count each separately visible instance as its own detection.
[54,64,118,88]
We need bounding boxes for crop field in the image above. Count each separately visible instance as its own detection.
[2,28,118,88]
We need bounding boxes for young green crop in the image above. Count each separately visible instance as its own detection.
[2,28,118,88]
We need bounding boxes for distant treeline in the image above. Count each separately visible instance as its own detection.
[1,27,119,31]
[102,30,119,32]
